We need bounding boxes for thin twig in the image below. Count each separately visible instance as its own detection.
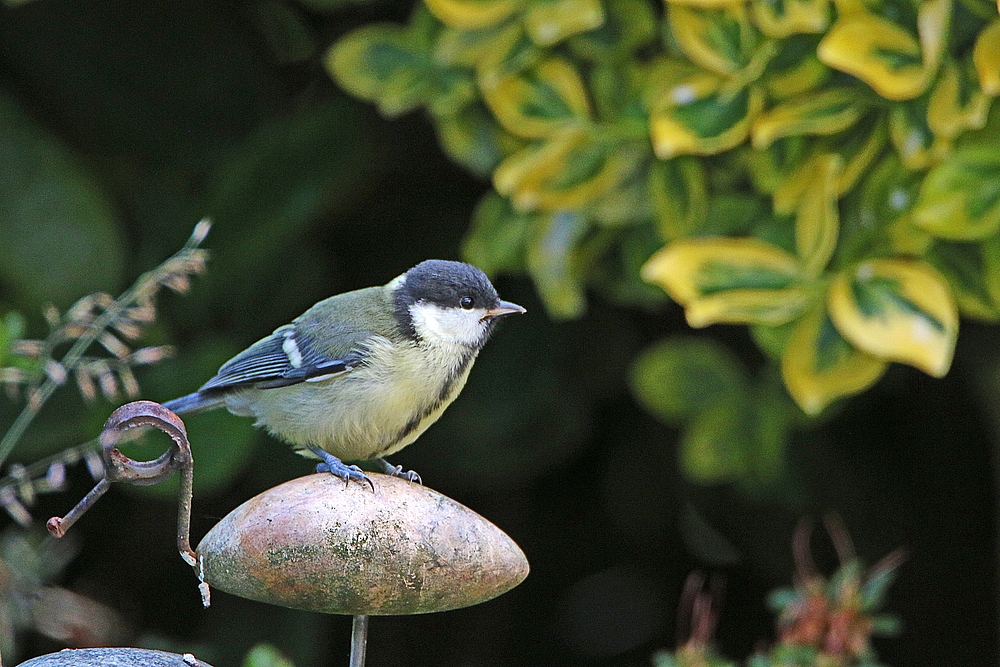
[0,220,210,470]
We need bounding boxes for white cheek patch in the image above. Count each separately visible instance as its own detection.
[409,302,487,348]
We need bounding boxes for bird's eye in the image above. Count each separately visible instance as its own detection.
[459,296,475,309]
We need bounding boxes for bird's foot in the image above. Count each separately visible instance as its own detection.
[376,458,422,484]
[309,447,374,491]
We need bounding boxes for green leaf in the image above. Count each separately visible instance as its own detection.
[817,4,946,101]
[588,159,655,226]
[912,146,1000,239]
[523,0,605,46]
[669,5,755,75]
[681,397,749,483]
[568,0,657,60]
[587,61,646,122]
[526,210,589,318]
[926,59,990,141]
[781,304,887,415]
[325,24,430,117]
[751,0,830,38]
[433,103,518,176]
[252,0,316,64]
[888,95,941,170]
[649,75,763,158]
[494,127,629,212]
[205,101,363,258]
[0,94,124,308]
[642,237,810,327]
[631,337,750,424]
[424,0,526,30]
[462,192,532,275]
[856,152,919,223]
[0,312,25,366]
[974,18,1000,96]
[764,34,830,99]
[752,87,865,149]
[926,241,1000,320]
[480,56,590,139]
[243,644,296,667]
[433,23,514,68]
[649,157,709,240]
[828,259,958,377]
[794,153,841,276]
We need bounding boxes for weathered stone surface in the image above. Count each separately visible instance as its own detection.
[18,648,213,666]
[197,473,529,615]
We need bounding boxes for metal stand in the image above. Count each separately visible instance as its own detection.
[349,615,369,667]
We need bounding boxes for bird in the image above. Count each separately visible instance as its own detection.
[163,259,525,488]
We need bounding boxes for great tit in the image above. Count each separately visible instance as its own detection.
[163,260,524,487]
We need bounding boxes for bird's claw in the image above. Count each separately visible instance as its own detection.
[386,464,422,484]
[311,448,375,492]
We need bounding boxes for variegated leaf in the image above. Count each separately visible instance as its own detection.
[480,56,590,139]
[827,259,958,377]
[781,304,888,415]
[642,237,810,326]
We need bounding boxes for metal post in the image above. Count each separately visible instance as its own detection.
[349,615,369,667]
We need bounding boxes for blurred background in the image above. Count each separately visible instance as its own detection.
[0,0,996,665]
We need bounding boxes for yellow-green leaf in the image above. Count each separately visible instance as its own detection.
[829,113,887,195]
[664,0,746,7]
[568,0,658,60]
[434,24,515,68]
[817,14,929,100]
[493,127,629,212]
[325,24,430,116]
[473,22,542,80]
[524,0,605,46]
[480,56,590,139]
[926,241,1000,321]
[642,237,810,326]
[631,337,750,424]
[795,153,841,276]
[649,74,764,158]
[974,19,1000,96]
[463,191,532,275]
[781,305,888,415]
[765,50,830,100]
[669,5,755,75]
[681,398,749,483]
[424,0,526,30]
[775,114,886,214]
[889,96,943,170]
[526,210,588,318]
[434,103,522,176]
[751,0,830,38]
[752,87,865,149]
[981,234,1000,314]
[827,259,958,376]
[858,152,918,223]
[926,59,990,140]
[911,147,1000,240]
[916,0,950,78]
[648,157,709,240]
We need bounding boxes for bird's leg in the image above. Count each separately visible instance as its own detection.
[375,458,422,484]
[309,446,374,491]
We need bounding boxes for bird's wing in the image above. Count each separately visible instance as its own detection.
[198,323,368,393]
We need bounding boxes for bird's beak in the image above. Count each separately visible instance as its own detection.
[484,300,526,319]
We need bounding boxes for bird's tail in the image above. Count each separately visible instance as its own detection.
[162,392,227,415]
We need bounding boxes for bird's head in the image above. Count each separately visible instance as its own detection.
[390,260,525,350]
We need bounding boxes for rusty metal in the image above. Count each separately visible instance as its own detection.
[46,401,196,566]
